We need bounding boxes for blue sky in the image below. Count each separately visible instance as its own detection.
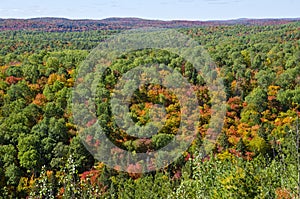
[0,0,299,20]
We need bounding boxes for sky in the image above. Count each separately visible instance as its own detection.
[0,0,299,21]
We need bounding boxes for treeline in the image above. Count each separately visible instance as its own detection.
[0,22,299,198]
[0,17,299,32]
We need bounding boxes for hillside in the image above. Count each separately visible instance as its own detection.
[0,17,299,31]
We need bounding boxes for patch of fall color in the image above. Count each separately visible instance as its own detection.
[282,116,295,124]
[94,162,105,171]
[226,111,237,118]
[231,80,237,91]
[67,69,74,75]
[66,78,74,87]
[229,148,239,156]
[28,84,41,92]
[237,123,251,137]
[80,169,100,185]
[58,187,65,199]
[5,76,22,84]
[274,118,283,126]
[47,73,66,85]
[46,170,53,178]
[227,125,238,136]
[274,115,295,126]
[228,135,241,145]
[251,125,260,133]
[260,118,269,123]
[0,65,9,73]
[200,104,212,117]
[275,188,293,199]
[268,95,276,101]
[32,93,47,106]
[217,150,235,160]
[261,109,277,121]
[229,123,259,146]
[242,102,248,107]
[244,125,259,140]
[66,122,76,130]
[227,96,243,111]
[267,85,280,98]
[244,151,255,160]
[228,148,254,160]
[37,76,48,85]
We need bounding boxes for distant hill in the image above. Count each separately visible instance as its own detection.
[0,17,299,32]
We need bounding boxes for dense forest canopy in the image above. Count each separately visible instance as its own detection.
[0,19,299,198]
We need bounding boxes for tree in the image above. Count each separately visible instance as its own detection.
[245,87,267,112]
[5,65,23,77]
[255,69,276,89]
[68,136,94,173]
[6,80,33,102]
[22,64,40,83]
[17,134,42,172]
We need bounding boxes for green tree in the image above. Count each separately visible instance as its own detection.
[17,134,42,173]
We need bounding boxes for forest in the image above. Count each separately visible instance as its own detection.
[0,19,300,198]
[0,17,299,32]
